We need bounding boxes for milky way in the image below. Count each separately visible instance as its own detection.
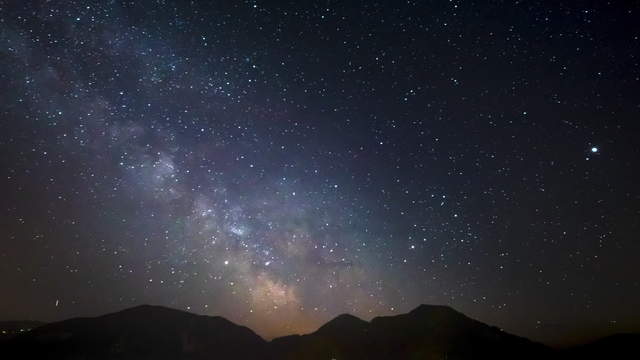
[1,1,639,344]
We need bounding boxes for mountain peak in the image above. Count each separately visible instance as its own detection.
[409,304,457,315]
[315,313,369,335]
[107,304,191,318]
[120,304,175,312]
[332,313,366,323]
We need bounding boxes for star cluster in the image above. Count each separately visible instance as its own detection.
[1,1,639,344]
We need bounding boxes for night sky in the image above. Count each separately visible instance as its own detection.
[1,1,639,346]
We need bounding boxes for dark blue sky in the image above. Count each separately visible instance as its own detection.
[1,0,638,345]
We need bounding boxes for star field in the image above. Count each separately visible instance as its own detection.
[1,1,639,345]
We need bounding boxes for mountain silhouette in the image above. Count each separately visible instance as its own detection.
[269,313,373,359]
[562,333,640,360]
[1,305,266,359]
[269,304,551,360]
[1,304,634,359]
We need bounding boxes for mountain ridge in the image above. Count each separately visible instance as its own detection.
[1,304,637,359]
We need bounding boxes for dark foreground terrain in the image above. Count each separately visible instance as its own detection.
[0,304,636,359]
[0,321,45,342]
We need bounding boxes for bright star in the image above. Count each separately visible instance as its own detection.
[591,147,598,153]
